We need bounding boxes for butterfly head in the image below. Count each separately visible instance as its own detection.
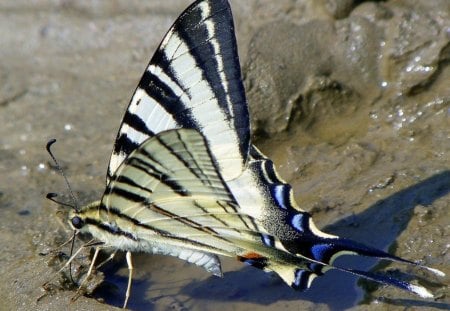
[67,200,101,234]
[68,209,88,233]
[70,214,84,230]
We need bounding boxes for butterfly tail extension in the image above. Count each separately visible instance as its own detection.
[278,260,435,298]
[230,225,438,298]
[284,211,442,296]
[282,209,436,271]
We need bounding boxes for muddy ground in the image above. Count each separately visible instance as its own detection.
[0,0,449,310]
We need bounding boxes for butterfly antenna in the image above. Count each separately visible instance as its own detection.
[46,139,79,212]
[46,193,76,209]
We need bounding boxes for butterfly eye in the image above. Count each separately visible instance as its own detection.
[71,216,84,229]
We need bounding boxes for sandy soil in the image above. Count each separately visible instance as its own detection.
[0,0,448,310]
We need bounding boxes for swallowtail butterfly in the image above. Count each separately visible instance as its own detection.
[61,0,442,307]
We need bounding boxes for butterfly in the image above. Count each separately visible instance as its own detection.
[59,0,442,308]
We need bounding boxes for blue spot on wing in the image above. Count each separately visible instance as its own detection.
[291,213,305,232]
[269,184,291,210]
[311,244,331,262]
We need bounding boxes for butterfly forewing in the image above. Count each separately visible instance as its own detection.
[103,129,264,256]
[108,0,250,183]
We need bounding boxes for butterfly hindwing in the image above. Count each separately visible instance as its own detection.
[108,0,250,182]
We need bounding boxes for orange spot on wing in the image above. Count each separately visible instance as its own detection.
[239,252,264,260]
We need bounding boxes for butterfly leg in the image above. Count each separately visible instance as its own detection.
[82,246,101,284]
[73,246,101,300]
[123,251,133,309]
[95,249,118,270]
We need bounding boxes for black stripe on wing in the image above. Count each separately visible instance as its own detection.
[139,70,197,128]
[172,0,249,134]
[156,130,214,187]
[127,157,190,196]
[111,111,156,176]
